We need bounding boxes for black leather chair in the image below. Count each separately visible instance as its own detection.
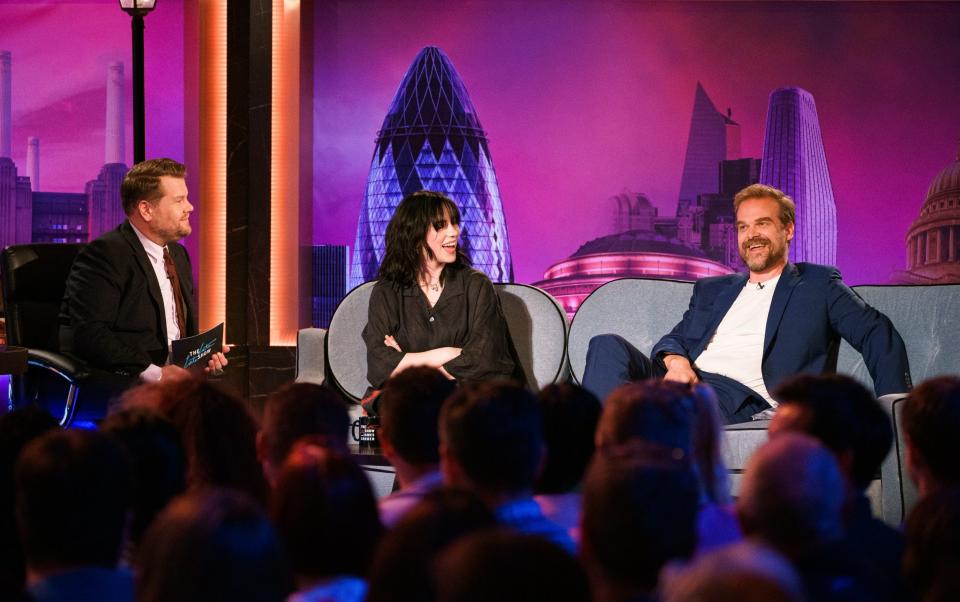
[1,243,92,426]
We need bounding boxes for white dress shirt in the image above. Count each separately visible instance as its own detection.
[130,222,181,382]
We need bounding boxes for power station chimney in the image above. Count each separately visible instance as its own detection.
[105,62,125,165]
[26,136,39,191]
[0,51,11,158]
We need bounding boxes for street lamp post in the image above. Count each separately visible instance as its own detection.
[118,0,157,165]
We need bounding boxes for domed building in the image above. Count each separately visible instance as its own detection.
[534,193,733,318]
[893,144,960,284]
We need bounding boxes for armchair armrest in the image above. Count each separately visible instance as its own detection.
[27,349,89,380]
[296,328,328,385]
[877,392,914,526]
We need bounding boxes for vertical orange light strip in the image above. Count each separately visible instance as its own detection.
[270,0,300,345]
[198,0,227,332]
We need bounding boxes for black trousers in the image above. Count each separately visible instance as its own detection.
[581,334,770,424]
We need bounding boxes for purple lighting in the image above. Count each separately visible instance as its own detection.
[760,87,838,265]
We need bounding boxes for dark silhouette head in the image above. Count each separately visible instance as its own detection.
[597,380,730,504]
[15,429,131,572]
[367,488,496,602]
[146,377,268,504]
[903,486,960,602]
[101,407,186,551]
[535,383,601,494]
[259,382,350,483]
[433,529,590,602]
[137,488,290,602]
[439,381,543,498]
[736,433,845,559]
[0,407,60,593]
[902,376,960,494]
[772,373,891,491]
[580,445,699,598]
[379,367,456,466]
[270,442,383,582]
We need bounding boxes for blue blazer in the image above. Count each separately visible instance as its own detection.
[651,263,911,397]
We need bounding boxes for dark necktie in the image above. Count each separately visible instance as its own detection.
[163,246,188,340]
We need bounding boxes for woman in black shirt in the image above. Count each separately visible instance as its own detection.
[362,191,517,390]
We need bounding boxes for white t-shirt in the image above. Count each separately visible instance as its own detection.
[694,274,781,406]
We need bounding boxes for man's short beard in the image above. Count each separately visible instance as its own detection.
[740,244,787,273]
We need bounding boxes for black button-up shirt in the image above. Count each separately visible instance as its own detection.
[362,267,517,389]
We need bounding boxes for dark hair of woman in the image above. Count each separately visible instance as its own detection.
[377,190,469,288]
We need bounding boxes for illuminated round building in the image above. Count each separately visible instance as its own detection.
[893,144,960,284]
[534,230,733,318]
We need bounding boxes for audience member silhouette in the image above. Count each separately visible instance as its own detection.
[101,407,186,564]
[377,367,456,527]
[270,440,383,602]
[533,383,601,543]
[257,382,350,485]
[439,380,574,552]
[595,380,740,553]
[737,433,879,602]
[903,485,960,602]
[124,377,268,504]
[771,373,904,599]
[16,429,133,602]
[367,488,496,602]
[0,406,58,599]
[433,529,590,602]
[580,445,699,602]
[902,375,960,499]
[660,541,804,602]
[137,488,290,602]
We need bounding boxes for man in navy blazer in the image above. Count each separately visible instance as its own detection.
[583,184,910,423]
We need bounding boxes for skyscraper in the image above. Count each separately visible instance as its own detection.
[677,82,741,211]
[760,87,837,265]
[312,244,349,328]
[350,46,513,287]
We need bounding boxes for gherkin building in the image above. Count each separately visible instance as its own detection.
[350,46,513,287]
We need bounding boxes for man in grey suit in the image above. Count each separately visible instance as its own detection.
[60,158,227,386]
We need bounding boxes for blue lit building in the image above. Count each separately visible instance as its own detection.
[312,244,349,329]
[350,46,513,287]
[760,87,837,265]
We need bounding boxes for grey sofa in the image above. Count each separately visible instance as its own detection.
[297,281,570,402]
[567,278,960,525]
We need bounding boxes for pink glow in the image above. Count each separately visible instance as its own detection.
[2,3,183,185]
[313,1,960,285]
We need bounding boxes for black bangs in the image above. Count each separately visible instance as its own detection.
[430,198,461,230]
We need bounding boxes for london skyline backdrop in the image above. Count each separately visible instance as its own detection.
[1,1,958,285]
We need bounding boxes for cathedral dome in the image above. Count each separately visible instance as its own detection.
[894,142,960,284]
[921,145,960,216]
